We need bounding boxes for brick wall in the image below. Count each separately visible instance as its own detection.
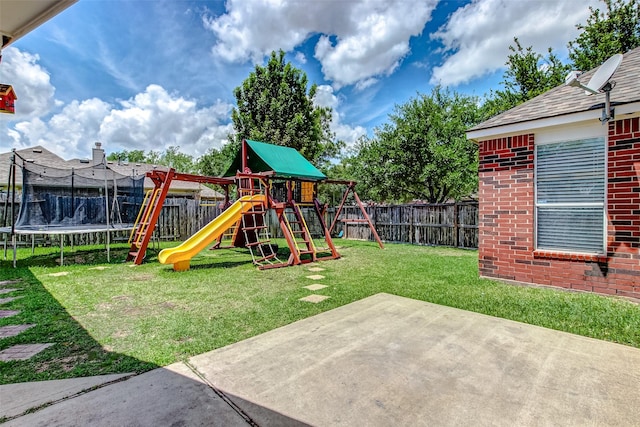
[478,119,640,300]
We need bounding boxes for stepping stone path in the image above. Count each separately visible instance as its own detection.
[0,310,20,319]
[0,279,54,362]
[0,343,55,361]
[0,324,35,338]
[304,284,328,291]
[300,267,330,304]
[0,296,23,305]
[299,294,330,303]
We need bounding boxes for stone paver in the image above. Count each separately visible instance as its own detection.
[304,284,328,291]
[0,310,20,319]
[0,324,35,339]
[48,271,70,277]
[307,267,325,272]
[0,343,54,361]
[306,274,325,280]
[0,296,23,305]
[299,294,330,303]
[0,280,21,287]
[89,266,111,270]
[0,288,19,295]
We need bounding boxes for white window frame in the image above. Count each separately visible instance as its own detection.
[534,128,607,255]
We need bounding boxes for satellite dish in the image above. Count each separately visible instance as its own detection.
[584,53,623,95]
[564,53,624,123]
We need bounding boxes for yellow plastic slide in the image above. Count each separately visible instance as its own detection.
[158,194,266,271]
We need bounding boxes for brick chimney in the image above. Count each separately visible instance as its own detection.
[92,142,104,165]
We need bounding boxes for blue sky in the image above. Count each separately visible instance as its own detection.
[1,0,598,160]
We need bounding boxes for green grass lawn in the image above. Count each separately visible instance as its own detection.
[1,239,639,385]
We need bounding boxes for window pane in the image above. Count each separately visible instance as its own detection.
[537,138,605,204]
[536,137,605,254]
[537,207,603,253]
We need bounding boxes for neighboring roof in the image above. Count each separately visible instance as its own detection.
[468,46,640,137]
[224,139,327,181]
[106,161,224,199]
[1,0,77,48]
[0,146,67,187]
[0,146,224,199]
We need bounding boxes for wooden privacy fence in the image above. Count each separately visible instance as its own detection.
[339,202,478,249]
[3,198,478,250]
[265,201,478,249]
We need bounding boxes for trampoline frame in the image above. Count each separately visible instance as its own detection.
[1,224,135,267]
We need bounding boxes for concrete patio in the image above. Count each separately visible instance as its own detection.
[3,293,639,426]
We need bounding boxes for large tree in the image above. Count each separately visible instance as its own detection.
[106,149,146,163]
[231,50,336,164]
[196,141,240,177]
[482,38,571,118]
[569,0,640,71]
[350,87,482,203]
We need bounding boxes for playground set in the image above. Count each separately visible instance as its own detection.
[127,139,382,271]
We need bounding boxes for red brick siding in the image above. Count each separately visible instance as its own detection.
[478,120,640,299]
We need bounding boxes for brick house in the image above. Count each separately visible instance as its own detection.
[467,47,640,300]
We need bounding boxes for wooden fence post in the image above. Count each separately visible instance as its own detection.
[454,202,459,248]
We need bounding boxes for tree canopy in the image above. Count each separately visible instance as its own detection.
[349,87,482,203]
[107,146,196,174]
[482,38,571,118]
[196,141,240,177]
[231,50,338,165]
[569,0,640,71]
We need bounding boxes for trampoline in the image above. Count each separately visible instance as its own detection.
[1,224,135,266]
[2,149,144,267]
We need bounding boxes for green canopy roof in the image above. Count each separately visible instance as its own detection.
[224,140,326,181]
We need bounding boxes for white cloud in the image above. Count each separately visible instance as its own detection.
[294,51,307,64]
[8,98,114,159]
[99,85,234,156]
[3,53,235,160]
[314,85,366,148]
[203,0,438,88]
[0,47,56,119]
[429,0,599,86]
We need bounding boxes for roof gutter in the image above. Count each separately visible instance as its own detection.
[467,100,640,142]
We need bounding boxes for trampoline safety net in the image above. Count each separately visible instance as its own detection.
[15,162,145,230]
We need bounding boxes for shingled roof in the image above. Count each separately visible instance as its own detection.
[468,46,640,136]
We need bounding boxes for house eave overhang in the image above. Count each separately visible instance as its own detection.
[1,0,77,48]
[467,101,640,142]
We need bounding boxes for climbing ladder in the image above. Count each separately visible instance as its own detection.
[241,201,281,267]
[127,169,175,264]
[279,201,316,266]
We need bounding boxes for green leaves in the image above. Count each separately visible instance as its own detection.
[196,141,240,177]
[485,1,639,119]
[349,87,481,203]
[569,0,640,71]
[482,38,571,118]
[106,146,195,173]
[231,50,335,165]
